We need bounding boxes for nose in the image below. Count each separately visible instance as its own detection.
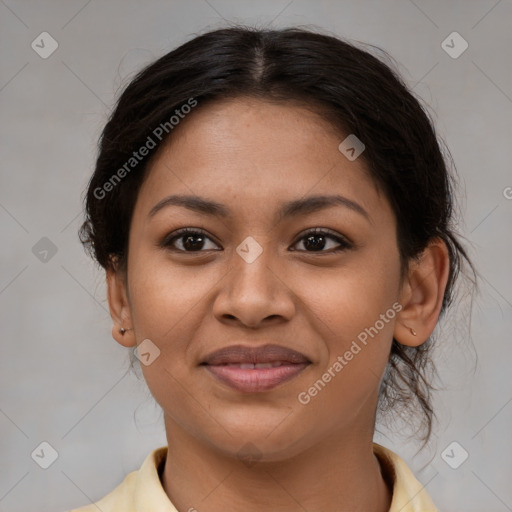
[212,245,296,329]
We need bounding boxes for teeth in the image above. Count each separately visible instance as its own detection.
[239,363,255,369]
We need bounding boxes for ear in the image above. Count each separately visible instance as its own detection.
[394,238,450,347]
[106,263,136,348]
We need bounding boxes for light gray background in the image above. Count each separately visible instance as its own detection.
[1,1,511,511]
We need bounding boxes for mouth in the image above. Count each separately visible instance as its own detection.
[200,344,311,393]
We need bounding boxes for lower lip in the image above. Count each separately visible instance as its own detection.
[204,363,310,392]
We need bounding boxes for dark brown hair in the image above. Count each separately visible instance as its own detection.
[79,26,477,444]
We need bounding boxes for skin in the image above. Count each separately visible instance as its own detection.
[106,97,450,512]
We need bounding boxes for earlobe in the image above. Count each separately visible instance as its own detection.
[394,238,450,347]
[106,266,136,348]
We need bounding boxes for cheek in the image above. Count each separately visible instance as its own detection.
[127,259,208,420]
[126,250,225,389]
[128,251,212,340]
[301,257,399,398]
[302,260,398,339]
[298,272,398,423]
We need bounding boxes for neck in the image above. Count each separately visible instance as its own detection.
[160,418,392,512]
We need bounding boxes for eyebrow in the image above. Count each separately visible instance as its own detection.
[148,194,371,222]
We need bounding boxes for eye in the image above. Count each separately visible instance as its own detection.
[160,228,220,252]
[291,228,353,253]
[160,227,353,254]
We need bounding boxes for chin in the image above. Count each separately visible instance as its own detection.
[206,424,310,464]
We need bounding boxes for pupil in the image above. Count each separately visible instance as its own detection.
[181,234,328,251]
[184,234,204,251]
[305,235,325,251]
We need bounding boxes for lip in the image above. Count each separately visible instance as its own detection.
[201,344,311,393]
[202,344,311,365]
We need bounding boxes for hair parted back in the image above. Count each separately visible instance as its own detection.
[79,25,477,444]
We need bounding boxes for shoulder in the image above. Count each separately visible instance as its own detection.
[373,443,438,512]
[67,446,170,512]
[67,470,138,512]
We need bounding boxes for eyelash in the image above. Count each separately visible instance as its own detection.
[160,227,353,254]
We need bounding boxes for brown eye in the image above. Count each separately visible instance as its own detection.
[291,229,352,253]
[161,229,220,252]
[160,227,352,254]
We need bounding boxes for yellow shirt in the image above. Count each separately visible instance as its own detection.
[69,443,438,511]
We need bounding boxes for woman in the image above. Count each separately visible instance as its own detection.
[72,26,475,512]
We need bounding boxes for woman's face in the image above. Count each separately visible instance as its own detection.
[117,97,405,460]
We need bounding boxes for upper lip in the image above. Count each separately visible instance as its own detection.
[201,344,311,365]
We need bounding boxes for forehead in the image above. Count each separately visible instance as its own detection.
[134,97,385,222]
